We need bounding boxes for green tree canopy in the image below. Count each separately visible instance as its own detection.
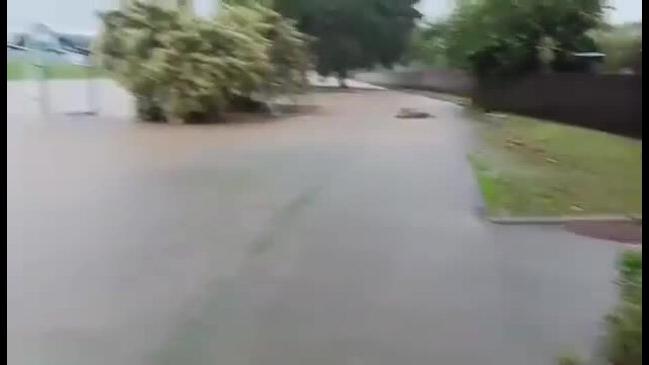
[444,0,607,77]
[590,22,642,73]
[274,0,421,83]
[405,21,451,68]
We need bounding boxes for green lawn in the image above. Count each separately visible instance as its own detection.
[469,113,642,218]
[7,62,108,80]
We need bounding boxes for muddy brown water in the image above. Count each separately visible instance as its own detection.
[8,81,621,365]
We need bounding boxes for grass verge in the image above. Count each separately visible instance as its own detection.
[7,62,108,80]
[469,113,642,218]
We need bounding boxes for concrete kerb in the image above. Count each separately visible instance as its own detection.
[486,215,642,225]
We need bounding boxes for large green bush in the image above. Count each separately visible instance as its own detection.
[96,1,309,123]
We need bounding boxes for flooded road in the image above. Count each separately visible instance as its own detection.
[7,82,619,365]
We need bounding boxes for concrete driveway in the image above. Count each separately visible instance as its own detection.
[7,82,621,365]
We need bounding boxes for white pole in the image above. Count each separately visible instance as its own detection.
[29,23,53,116]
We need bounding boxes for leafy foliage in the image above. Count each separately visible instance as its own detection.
[443,0,607,77]
[602,250,642,365]
[405,21,450,68]
[556,351,585,365]
[590,23,642,73]
[95,1,309,122]
[275,0,420,82]
[260,6,313,95]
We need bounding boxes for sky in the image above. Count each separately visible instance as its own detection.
[7,0,643,35]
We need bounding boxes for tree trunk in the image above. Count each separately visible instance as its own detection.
[337,71,349,88]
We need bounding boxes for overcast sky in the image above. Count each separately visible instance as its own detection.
[7,0,643,34]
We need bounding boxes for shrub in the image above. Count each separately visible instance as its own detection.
[95,1,309,123]
[556,351,584,365]
[603,250,642,365]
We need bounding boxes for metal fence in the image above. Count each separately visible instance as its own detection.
[473,74,642,139]
[7,41,99,116]
[354,69,642,139]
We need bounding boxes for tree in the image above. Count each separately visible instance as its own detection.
[537,36,558,73]
[274,0,421,86]
[444,0,607,77]
[590,22,642,73]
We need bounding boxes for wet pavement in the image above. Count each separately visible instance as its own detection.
[8,81,622,365]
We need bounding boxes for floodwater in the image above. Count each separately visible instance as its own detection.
[7,81,620,365]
